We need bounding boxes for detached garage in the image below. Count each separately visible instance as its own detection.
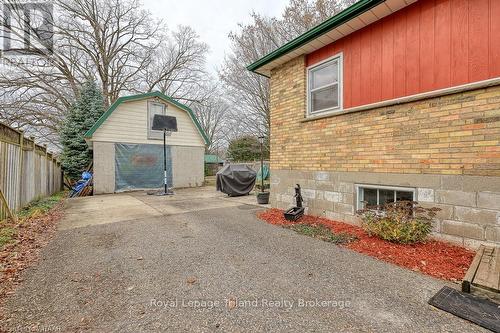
[84,91,209,194]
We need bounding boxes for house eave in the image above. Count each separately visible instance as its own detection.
[247,0,415,76]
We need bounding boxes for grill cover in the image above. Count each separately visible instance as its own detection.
[216,164,256,196]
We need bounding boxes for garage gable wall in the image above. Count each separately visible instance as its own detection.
[91,99,205,147]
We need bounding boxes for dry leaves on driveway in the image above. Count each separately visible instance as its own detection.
[0,202,64,319]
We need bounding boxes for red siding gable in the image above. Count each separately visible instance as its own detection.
[306,0,500,109]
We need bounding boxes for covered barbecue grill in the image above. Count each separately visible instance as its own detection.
[216,164,256,196]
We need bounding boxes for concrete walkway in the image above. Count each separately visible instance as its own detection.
[59,187,267,231]
[2,187,486,332]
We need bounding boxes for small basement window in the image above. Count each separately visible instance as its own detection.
[307,53,342,116]
[356,185,415,210]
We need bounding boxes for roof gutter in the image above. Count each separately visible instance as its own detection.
[246,0,385,76]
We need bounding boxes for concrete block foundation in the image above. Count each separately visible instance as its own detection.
[92,141,204,194]
[270,169,500,248]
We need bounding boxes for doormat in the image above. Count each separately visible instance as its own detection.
[428,286,500,332]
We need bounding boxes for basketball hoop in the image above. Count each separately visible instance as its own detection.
[150,114,178,196]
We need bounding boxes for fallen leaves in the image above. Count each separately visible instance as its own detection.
[227,297,237,310]
[0,200,64,319]
[257,208,475,281]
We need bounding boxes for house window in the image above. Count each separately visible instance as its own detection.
[148,101,166,140]
[356,184,415,210]
[307,53,342,115]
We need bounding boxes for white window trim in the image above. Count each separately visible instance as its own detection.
[355,184,415,211]
[306,52,343,117]
[147,101,166,140]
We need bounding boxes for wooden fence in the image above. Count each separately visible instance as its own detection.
[0,123,63,220]
[230,161,270,172]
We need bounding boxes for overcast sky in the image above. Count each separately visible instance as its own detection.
[142,0,289,74]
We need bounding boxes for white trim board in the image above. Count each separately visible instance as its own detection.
[301,77,500,123]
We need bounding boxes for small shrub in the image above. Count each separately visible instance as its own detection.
[288,223,358,244]
[357,201,439,244]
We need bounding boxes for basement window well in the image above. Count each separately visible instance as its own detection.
[356,184,415,210]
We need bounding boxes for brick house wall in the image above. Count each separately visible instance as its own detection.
[269,55,500,248]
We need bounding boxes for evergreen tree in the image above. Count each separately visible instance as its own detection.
[60,81,104,180]
[227,136,268,162]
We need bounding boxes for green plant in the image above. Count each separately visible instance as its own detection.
[17,192,65,220]
[226,136,268,162]
[254,183,270,192]
[357,201,439,244]
[0,226,16,248]
[288,223,358,244]
[60,80,104,180]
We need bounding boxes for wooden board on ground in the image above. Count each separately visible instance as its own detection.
[463,245,500,298]
[473,246,500,292]
[0,187,16,222]
[462,245,485,293]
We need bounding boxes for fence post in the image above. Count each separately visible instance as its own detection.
[0,187,16,222]
[18,130,24,209]
[50,155,54,194]
[52,155,56,194]
[44,144,48,196]
[60,163,64,191]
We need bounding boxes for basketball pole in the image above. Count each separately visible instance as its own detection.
[150,113,176,196]
[163,129,168,194]
[158,129,173,196]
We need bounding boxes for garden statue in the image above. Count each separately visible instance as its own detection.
[295,184,303,208]
[284,183,305,221]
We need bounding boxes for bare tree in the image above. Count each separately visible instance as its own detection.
[0,0,209,146]
[190,82,231,154]
[140,26,209,103]
[219,0,357,141]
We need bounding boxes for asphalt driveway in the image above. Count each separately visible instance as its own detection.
[1,188,487,332]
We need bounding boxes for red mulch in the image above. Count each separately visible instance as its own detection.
[258,208,475,281]
[0,202,64,317]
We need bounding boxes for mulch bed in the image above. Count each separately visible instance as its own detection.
[0,202,64,315]
[258,208,475,282]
